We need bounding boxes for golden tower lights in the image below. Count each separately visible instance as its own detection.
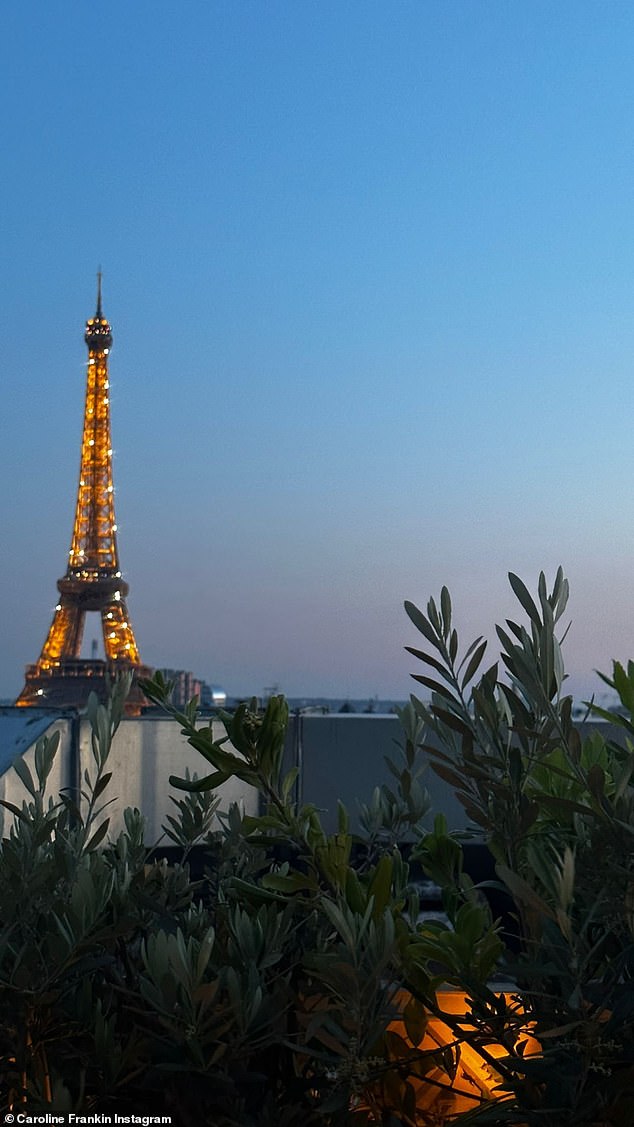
[16,277,151,713]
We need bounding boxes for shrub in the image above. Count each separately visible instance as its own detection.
[0,677,441,1123]
[405,569,634,1125]
[3,570,634,1125]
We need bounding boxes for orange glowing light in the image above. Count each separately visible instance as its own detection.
[388,989,539,1119]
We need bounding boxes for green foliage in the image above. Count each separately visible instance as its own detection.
[406,568,634,1124]
[6,569,634,1124]
[0,674,464,1123]
[358,702,432,857]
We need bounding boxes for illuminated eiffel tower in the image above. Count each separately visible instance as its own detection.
[16,276,152,714]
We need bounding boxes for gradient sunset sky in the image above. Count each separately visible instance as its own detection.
[3,1,634,701]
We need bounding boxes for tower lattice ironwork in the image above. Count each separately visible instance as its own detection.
[16,277,151,714]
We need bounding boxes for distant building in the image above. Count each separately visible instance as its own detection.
[202,683,228,709]
[158,669,226,710]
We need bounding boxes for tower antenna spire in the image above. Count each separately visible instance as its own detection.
[96,268,103,317]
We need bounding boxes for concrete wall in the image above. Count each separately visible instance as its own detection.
[286,713,467,834]
[0,712,258,841]
[0,710,622,843]
[93,716,259,841]
[284,714,622,835]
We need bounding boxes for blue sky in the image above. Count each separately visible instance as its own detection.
[2,1,634,701]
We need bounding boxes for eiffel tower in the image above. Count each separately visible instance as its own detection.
[16,276,152,714]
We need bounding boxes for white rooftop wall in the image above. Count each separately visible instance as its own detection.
[0,713,258,841]
[94,716,259,841]
[0,714,73,836]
